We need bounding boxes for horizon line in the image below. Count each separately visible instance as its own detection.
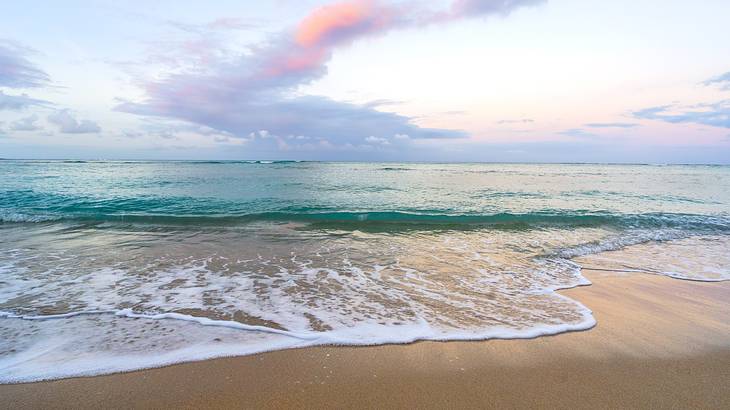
[1,158,729,166]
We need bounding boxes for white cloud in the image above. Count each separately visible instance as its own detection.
[365,136,390,145]
[10,114,41,131]
[47,110,101,134]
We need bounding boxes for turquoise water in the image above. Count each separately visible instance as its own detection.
[2,161,729,225]
[1,161,729,382]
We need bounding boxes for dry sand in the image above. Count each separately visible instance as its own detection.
[2,262,730,409]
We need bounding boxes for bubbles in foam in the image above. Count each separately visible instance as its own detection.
[575,235,730,282]
[0,221,727,383]
[0,312,307,383]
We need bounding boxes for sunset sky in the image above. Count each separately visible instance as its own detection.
[1,0,730,162]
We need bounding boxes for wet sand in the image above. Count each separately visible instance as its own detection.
[2,263,730,409]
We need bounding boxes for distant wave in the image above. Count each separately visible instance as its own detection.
[184,160,303,165]
[0,211,60,223]
[2,207,728,233]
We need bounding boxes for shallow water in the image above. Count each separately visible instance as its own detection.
[1,161,729,382]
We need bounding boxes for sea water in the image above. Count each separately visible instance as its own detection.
[1,161,728,382]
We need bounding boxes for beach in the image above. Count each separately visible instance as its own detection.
[2,161,729,407]
[3,261,729,409]
[2,0,729,404]
[3,0,730,405]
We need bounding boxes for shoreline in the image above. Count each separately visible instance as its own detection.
[2,266,730,409]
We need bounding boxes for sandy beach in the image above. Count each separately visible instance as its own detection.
[4,0,730,406]
[2,257,730,409]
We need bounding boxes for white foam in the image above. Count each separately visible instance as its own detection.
[0,226,725,383]
[0,211,59,223]
[0,299,595,384]
[555,229,690,259]
[0,313,311,384]
[575,235,730,282]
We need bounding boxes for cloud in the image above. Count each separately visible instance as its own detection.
[116,0,541,149]
[703,71,730,91]
[448,0,544,18]
[207,17,256,31]
[558,128,597,139]
[167,17,257,34]
[584,122,639,128]
[143,119,236,141]
[0,90,49,110]
[497,118,534,124]
[363,98,405,108]
[0,39,50,88]
[114,118,240,145]
[10,114,42,131]
[633,101,730,129]
[119,93,465,145]
[0,39,52,115]
[365,135,390,145]
[47,110,101,134]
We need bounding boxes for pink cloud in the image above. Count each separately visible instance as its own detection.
[118,0,541,146]
[295,0,396,48]
[263,47,328,79]
[268,0,540,80]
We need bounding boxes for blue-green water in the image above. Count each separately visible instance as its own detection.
[1,161,729,382]
[2,161,729,226]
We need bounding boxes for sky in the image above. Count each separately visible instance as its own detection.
[1,0,730,163]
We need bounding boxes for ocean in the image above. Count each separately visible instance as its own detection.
[1,160,729,383]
